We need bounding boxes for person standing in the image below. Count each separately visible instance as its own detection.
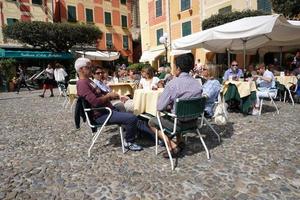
[54,63,68,96]
[16,65,31,94]
[39,64,54,97]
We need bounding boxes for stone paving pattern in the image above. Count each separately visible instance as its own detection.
[0,89,299,199]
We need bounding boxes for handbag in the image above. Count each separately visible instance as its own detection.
[213,102,228,125]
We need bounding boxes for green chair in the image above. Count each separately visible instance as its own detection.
[156,97,219,170]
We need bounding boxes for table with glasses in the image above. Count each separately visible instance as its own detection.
[223,80,257,114]
[133,88,164,116]
[108,82,136,97]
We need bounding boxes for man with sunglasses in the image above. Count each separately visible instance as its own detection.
[223,61,244,81]
[75,58,143,151]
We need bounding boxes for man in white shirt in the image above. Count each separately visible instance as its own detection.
[252,64,275,115]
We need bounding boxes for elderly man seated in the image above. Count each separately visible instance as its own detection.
[252,63,276,115]
[75,58,143,151]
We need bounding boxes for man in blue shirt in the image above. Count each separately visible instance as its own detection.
[223,60,244,81]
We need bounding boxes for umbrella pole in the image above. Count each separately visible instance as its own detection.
[280,46,282,66]
[243,41,246,71]
[227,49,230,67]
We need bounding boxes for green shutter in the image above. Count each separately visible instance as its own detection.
[182,21,191,37]
[86,9,93,23]
[121,15,127,28]
[68,6,77,22]
[106,33,113,49]
[181,0,190,11]
[156,0,162,17]
[32,0,42,5]
[120,0,126,5]
[123,35,129,49]
[7,18,18,26]
[257,0,272,13]
[156,28,163,45]
[105,12,112,25]
[218,6,232,14]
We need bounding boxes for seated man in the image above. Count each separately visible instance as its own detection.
[252,63,275,115]
[148,53,203,158]
[223,60,244,81]
[75,57,142,151]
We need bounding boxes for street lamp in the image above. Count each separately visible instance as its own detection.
[159,33,168,66]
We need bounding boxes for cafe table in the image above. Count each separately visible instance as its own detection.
[108,82,136,97]
[275,75,297,105]
[133,88,164,116]
[223,80,257,114]
[66,79,77,108]
[275,76,297,89]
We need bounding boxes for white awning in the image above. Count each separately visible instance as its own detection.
[76,51,120,61]
[139,49,164,62]
[170,49,191,56]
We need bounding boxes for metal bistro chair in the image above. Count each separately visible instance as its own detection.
[79,97,125,157]
[156,97,219,170]
[258,83,279,116]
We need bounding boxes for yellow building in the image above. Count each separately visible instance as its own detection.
[139,0,272,69]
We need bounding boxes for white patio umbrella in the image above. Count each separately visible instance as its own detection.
[76,51,120,61]
[172,14,300,69]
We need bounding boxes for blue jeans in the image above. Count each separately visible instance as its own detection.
[95,110,138,142]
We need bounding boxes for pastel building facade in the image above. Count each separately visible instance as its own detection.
[0,0,53,45]
[54,0,134,62]
[139,0,272,69]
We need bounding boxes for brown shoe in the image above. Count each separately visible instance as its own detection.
[162,147,182,159]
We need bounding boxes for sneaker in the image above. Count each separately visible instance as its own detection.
[252,109,259,116]
[39,94,44,98]
[124,141,143,151]
[50,94,54,97]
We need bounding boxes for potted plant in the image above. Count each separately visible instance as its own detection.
[0,59,17,92]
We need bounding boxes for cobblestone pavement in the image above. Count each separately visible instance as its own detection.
[0,89,299,200]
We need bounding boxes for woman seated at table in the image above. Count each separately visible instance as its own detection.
[202,64,221,118]
[139,66,160,90]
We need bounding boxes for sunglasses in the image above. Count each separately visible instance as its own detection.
[202,68,208,71]
[231,64,238,66]
[95,71,104,75]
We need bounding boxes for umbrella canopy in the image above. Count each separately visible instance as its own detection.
[172,14,300,68]
[76,51,120,61]
[173,14,300,53]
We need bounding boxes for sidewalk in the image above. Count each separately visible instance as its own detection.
[0,90,299,199]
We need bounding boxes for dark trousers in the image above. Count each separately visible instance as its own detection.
[16,79,31,92]
[95,110,138,142]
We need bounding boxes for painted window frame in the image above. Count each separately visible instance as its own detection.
[106,33,113,49]
[67,5,77,22]
[86,8,94,23]
[155,0,162,17]
[104,11,112,26]
[180,0,191,12]
[182,21,192,37]
[6,18,18,26]
[123,35,129,49]
[32,0,42,5]
[121,15,128,28]
[156,28,164,45]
